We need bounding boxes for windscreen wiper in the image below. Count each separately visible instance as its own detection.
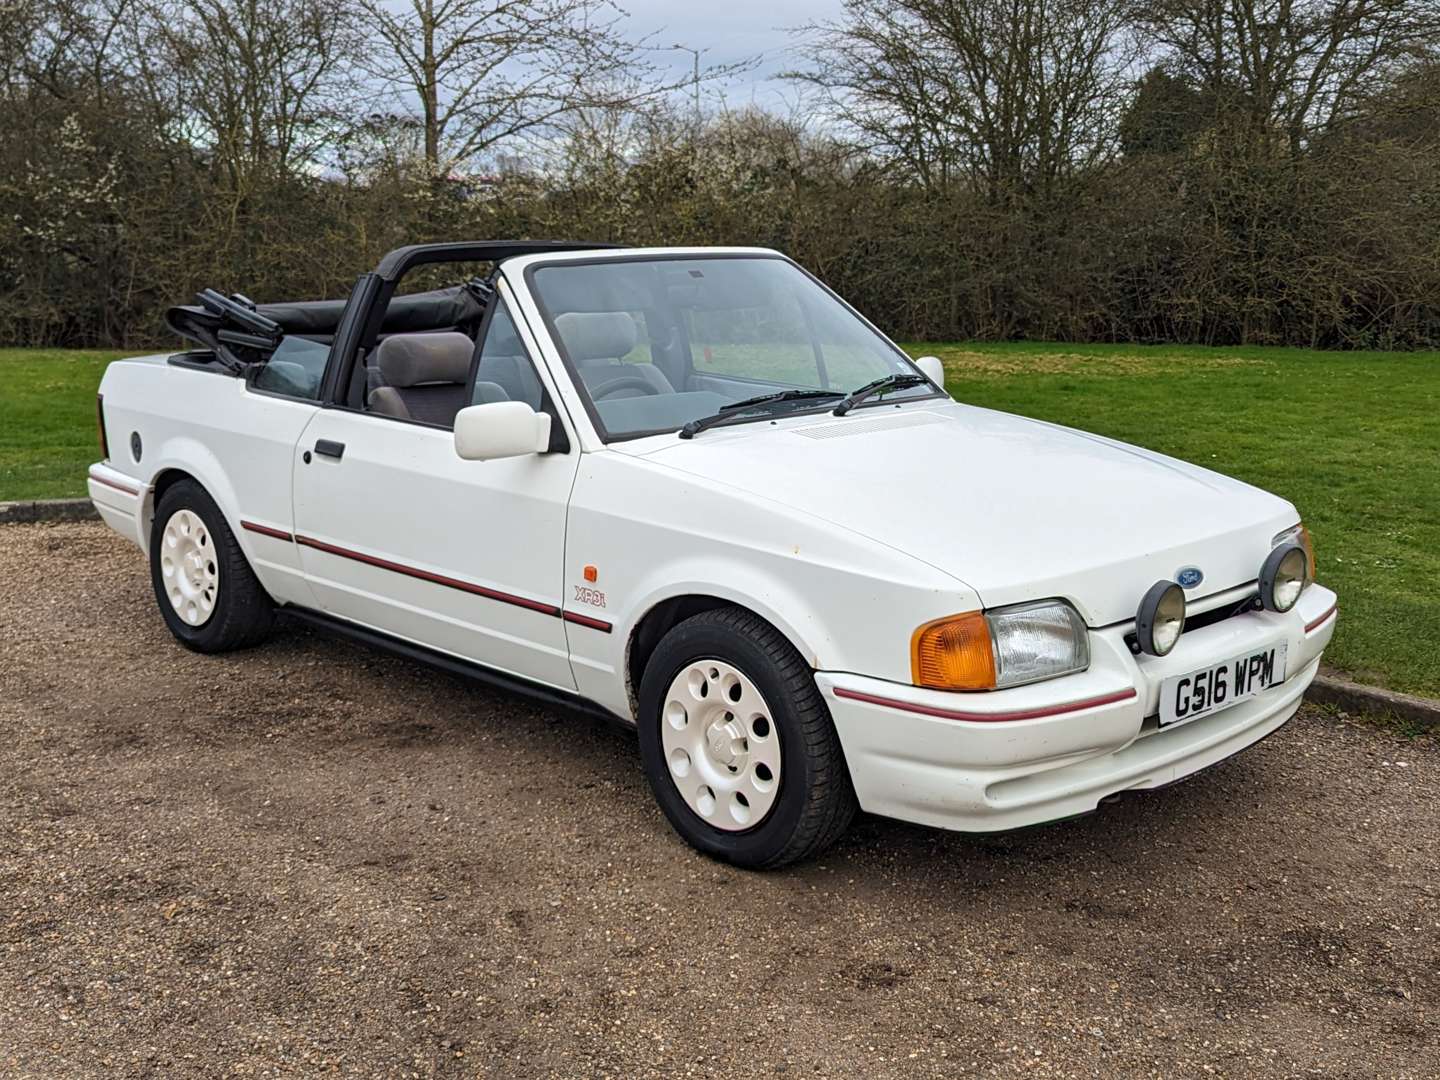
[678,389,844,440]
[832,372,930,416]
[723,388,845,414]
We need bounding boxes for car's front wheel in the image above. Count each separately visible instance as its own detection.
[149,479,274,652]
[637,607,857,868]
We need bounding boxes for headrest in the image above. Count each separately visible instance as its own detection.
[554,311,637,363]
[376,331,473,388]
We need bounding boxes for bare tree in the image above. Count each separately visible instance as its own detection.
[790,0,1139,200]
[0,0,138,101]
[139,0,362,184]
[1131,0,1440,149]
[358,0,658,174]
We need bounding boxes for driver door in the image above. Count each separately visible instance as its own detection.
[290,295,579,691]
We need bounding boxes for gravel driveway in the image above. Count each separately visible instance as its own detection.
[1,521,1436,1078]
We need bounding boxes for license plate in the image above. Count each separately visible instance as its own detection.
[1160,642,1288,728]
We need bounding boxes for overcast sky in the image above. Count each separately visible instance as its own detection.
[616,0,846,112]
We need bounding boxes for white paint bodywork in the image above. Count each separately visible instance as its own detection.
[89,246,1337,835]
[453,401,552,460]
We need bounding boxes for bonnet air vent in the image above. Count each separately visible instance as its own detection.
[792,411,949,441]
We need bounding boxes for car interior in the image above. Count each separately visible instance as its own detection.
[354,299,695,433]
[171,252,928,440]
[366,332,475,424]
[526,256,928,437]
[358,302,548,430]
[552,311,674,399]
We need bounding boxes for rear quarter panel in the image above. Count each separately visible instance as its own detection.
[96,357,319,606]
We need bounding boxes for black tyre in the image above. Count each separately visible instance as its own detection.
[149,479,274,652]
[637,607,857,868]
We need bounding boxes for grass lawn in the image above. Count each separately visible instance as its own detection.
[2,342,1437,698]
[0,348,129,501]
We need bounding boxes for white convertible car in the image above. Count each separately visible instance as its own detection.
[88,242,1338,867]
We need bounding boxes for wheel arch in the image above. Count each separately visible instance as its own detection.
[624,593,814,717]
[147,466,195,530]
[141,441,244,543]
[151,466,194,499]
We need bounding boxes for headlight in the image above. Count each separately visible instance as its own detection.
[1135,581,1186,656]
[912,600,1089,691]
[1272,522,1316,581]
[1259,543,1308,612]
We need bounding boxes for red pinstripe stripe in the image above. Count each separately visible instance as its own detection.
[562,610,612,633]
[241,520,294,542]
[89,473,139,496]
[833,685,1138,723]
[1303,603,1337,634]
[293,534,563,618]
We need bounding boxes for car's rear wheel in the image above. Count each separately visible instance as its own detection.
[149,479,274,652]
[637,607,857,868]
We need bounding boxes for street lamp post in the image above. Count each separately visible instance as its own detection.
[669,43,705,128]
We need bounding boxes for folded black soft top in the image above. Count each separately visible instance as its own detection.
[165,284,486,355]
[253,285,486,337]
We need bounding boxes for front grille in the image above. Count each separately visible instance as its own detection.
[1183,591,1260,632]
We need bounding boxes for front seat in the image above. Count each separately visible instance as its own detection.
[367,332,477,426]
[554,312,675,398]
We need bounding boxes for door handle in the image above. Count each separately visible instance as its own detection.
[313,439,345,460]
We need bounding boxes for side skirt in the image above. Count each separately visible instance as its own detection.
[280,605,634,732]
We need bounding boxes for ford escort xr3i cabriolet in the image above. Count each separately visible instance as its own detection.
[88,241,1338,867]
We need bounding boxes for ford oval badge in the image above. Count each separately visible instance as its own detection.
[1176,566,1204,590]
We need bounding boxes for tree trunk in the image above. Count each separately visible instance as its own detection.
[422,0,439,171]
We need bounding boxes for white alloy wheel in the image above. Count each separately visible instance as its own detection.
[159,508,220,627]
[660,659,782,831]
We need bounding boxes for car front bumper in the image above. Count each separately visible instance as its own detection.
[817,583,1337,833]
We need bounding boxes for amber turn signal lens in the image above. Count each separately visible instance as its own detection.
[1274,523,1317,583]
[912,611,996,691]
[1298,525,1316,580]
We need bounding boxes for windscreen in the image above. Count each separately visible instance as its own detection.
[528,256,931,439]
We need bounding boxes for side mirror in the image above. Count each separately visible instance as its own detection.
[914,355,946,389]
[453,401,551,461]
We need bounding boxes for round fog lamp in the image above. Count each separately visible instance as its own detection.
[1136,581,1186,656]
[1259,543,1308,613]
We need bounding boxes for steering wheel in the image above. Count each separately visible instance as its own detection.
[592,374,665,400]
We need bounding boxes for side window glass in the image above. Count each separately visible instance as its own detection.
[251,336,329,400]
[471,300,544,409]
